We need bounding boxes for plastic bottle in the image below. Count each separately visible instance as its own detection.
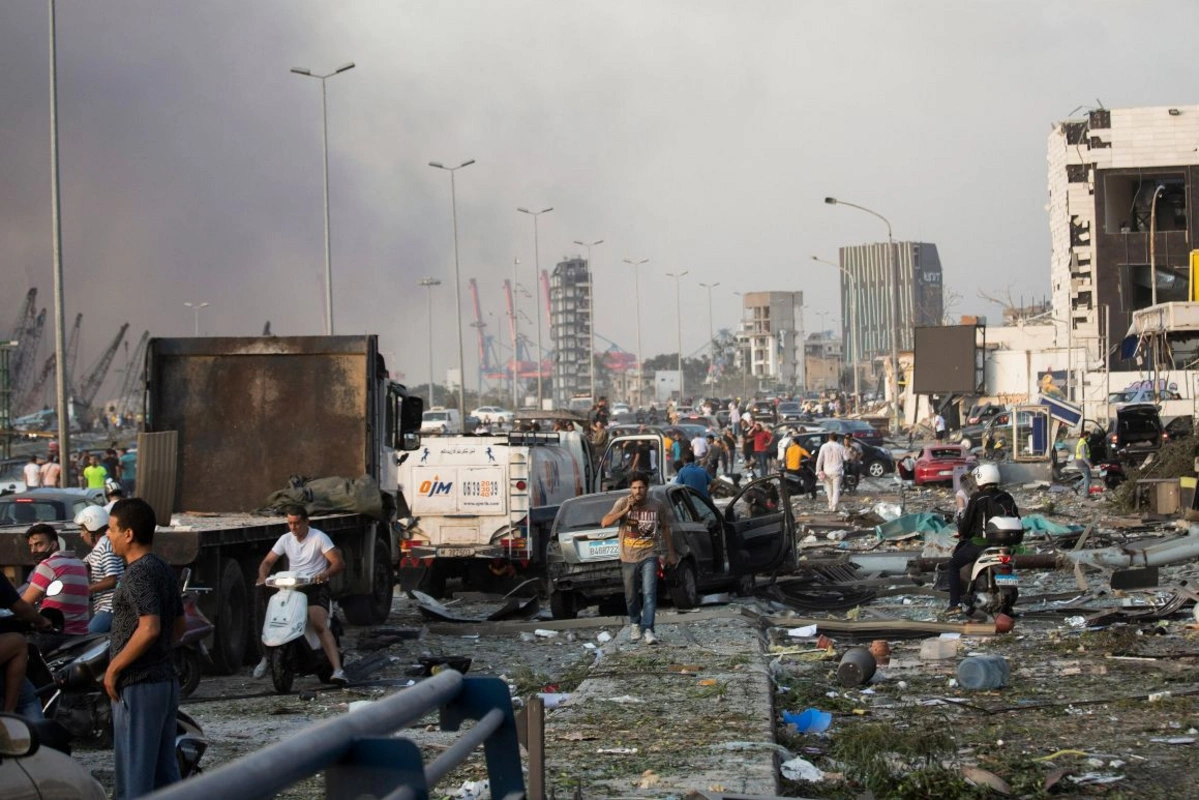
[956,654,1010,690]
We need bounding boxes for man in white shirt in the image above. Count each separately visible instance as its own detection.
[256,506,347,683]
[814,433,850,512]
[690,434,709,460]
[934,413,947,441]
[23,456,42,489]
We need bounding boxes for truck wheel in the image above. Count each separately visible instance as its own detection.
[549,589,578,620]
[342,539,396,626]
[211,558,248,675]
[668,560,700,610]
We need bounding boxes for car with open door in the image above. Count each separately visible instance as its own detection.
[545,475,797,618]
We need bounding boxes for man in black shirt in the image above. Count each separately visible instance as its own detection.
[104,498,184,799]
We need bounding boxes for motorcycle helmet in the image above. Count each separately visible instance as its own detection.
[972,463,1001,488]
[74,504,110,533]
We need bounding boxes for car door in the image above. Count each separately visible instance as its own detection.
[666,486,712,577]
[683,489,729,576]
[723,474,795,576]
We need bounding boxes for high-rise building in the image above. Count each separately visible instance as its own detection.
[737,291,803,388]
[549,257,592,405]
[1047,106,1199,367]
[838,242,944,367]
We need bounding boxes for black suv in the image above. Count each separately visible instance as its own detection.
[1108,403,1164,464]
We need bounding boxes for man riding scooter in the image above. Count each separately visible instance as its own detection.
[945,464,1018,616]
[255,506,347,684]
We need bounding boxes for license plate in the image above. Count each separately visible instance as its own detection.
[994,574,1018,585]
[438,547,475,558]
[583,540,619,560]
[938,469,953,476]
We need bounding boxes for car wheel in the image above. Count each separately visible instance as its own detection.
[668,560,699,609]
[867,460,887,478]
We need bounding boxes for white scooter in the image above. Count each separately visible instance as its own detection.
[960,516,1024,618]
[261,572,343,694]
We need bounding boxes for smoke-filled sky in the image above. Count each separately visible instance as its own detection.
[3,1,1197,397]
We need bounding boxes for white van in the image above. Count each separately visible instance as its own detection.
[420,408,462,435]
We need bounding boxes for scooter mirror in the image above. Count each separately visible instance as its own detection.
[45,579,64,598]
[180,567,192,591]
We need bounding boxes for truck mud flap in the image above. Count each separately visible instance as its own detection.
[398,563,429,593]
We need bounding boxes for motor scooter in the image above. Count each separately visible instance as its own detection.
[261,572,344,693]
[960,516,1024,618]
[174,568,214,699]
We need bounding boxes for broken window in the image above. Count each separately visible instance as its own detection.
[1103,173,1187,233]
[1067,164,1089,183]
[1064,122,1088,145]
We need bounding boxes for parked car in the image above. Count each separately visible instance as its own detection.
[545,475,797,618]
[1107,403,1164,464]
[470,406,515,425]
[749,400,778,425]
[0,488,105,526]
[0,714,106,800]
[913,445,975,485]
[965,403,1007,426]
[611,402,631,415]
[818,418,884,447]
[776,401,809,423]
[780,429,894,478]
[420,408,463,435]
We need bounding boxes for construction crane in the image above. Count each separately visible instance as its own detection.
[10,308,46,407]
[75,323,128,413]
[15,314,83,415]
[64,313,82,395]
[467,279,505,384]
[115,330,149,420]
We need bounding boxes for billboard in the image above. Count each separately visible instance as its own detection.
[911,325,983,395]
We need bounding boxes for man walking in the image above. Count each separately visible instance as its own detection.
[934,412,947,441]
[1074,432,1092,498]
[104,498,185,799]
[815,433,850,512]
[601,472,676,645]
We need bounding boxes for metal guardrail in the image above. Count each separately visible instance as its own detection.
[147,670,526,800]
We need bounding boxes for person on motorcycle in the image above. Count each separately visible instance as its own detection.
[0,571,54,714]
[22,523,90,639]
[947,463,1018,615]
[76,505,125,633]
[256,505,348,684]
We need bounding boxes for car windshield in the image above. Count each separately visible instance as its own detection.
[424,412,447,421]
[556,495,621,533]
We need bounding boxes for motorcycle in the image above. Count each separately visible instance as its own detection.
[174,568,214,700]
[959,516,1024,618]
[261,572,344,693]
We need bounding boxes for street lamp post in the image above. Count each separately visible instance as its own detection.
[623,258,650,408]
[419,278,441,406]
[510,257,520,409]
[517,207,553,408]
[183,302,210,336]
[666,271,689,401]
[430,159,476,425]
[825,196,900,433]
[48,0,71,478]
[812,256,860,411]
[290,62,355,335]
[574,238,604,402]
[698,282,720,349]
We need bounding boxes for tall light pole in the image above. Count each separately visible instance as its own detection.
[698,282,720,349]
[510,257,520,408]
[623,258,650,407]
[812,256,860,410]
[430,159,475,424]
[183,302,210,336]
[825,196,900,433]
[517,207,553,408]
[48,0,71,478]
[574,238,604,402]
[419,278,441,406]
[1149,183,1166,308]
[666,271,689,401]
[291,61,355,335]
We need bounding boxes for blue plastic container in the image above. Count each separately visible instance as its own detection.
[956,655,1010,690]
[782,708,833,733]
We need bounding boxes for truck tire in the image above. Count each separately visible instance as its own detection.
[342,539,396,626]
[211,558,248,674]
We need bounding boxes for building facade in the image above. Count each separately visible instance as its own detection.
[804,331,843,391]
[838,242,944,368]
[1047,105,1199,369]
[737,291,803,389]
[549,257,592,405]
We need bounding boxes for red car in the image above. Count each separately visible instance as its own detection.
[913,445,975,486]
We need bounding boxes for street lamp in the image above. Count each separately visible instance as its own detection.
[430,159,475,424]
[666,271,689,401]
[510,257,520,409]
[183,302,210,336]
[825,196,900,433]
[574,238,604,402]
[812,255,860,410]
[517,207,553,408]
[291,61,355,335]
[698,282,720,351]
[419,277,441,406]
[623,258,650,408]
[48,0,71,477]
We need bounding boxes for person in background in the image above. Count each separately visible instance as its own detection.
[674,452,712,498]
[39,454,61,488]
[752,422,773,476]
[934,412,947,442]
[76,506,124,634]
[814,433,850,513]
[102,449,122,485]
[118,448,137,496]
[23,455,42,489]
[1074,432,1092,499]
[83,455,109,490]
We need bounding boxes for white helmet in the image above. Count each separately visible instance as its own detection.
[972,463,1001,487]
[75,505,110,533]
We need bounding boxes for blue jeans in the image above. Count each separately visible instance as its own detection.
[622,557,658,631]
[756,451,770,476]
[1075,459,1091,497]
[0,677,44,719]
[112,679,180,799]
[89,610,113,633]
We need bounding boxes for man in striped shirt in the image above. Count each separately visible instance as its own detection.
[22,523,90,637]
[76,506,124,633]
